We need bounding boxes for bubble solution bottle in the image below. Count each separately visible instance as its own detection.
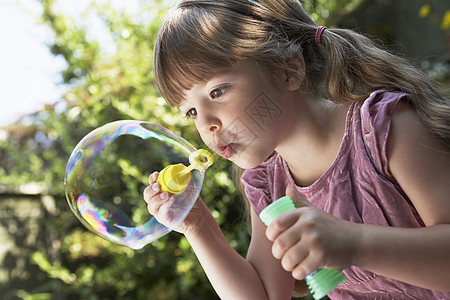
[259,196,347,300]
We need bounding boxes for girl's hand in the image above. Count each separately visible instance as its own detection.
[143,171,207,235]
[265,184,360,280]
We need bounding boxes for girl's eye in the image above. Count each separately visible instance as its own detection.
[209,86,227,99]
[185,108,197,119]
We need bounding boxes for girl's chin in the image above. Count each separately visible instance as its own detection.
[236,152,276,170]
[232,157,265,170]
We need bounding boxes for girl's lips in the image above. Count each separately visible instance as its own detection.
[214,143,233,159]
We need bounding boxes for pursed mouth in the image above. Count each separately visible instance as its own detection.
[213,142,234,159]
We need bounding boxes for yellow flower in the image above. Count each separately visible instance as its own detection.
[442,10,450,30]
[419,4,431,18]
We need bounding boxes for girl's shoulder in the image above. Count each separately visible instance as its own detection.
[354,90,412,179]
[241,154,288,215]
[360,89,411,116]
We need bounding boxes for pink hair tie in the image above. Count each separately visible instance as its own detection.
[315,26,327,44]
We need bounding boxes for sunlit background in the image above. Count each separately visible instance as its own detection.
[0,0,146,127]
[0,0,449,299]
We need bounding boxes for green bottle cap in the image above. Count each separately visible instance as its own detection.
[259,196,295,226]
[306,269,347,300]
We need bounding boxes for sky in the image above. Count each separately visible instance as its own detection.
[0,0,67,127]
[0,0,144,127]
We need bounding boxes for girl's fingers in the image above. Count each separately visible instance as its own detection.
[279,240,308,272]
[266,210,300,241]
[148,171,159,184]
[146,191,169,214]
[143,175,182,228]
[143,185,152,203]
[143,183,167,216]
[143,183,161,203]
[286,184,312,208]
[158,195,176,217]
[291,254,322,281]
[271,227,301,259]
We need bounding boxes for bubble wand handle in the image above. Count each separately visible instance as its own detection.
[179,164,195,176]
[259,196,347,300]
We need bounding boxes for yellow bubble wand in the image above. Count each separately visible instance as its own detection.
[157,149,214,195]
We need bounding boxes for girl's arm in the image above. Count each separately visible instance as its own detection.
[184,201,295,300]
[356,100,450,290]
[266,101,450,291]
[144,177,295,299]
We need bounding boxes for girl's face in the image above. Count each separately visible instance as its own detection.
[179,61,298,169]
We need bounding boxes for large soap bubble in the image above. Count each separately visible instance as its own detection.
[64,120,212,250]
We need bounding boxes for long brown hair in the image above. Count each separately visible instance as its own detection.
[154,0,450,145]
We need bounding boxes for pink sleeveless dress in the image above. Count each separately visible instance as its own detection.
[241,90,450,299]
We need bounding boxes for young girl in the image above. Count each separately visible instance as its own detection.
[144,0,450,299]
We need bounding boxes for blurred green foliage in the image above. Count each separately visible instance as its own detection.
[302,0,364,25]
[0,0,448,299]
[1,0,247,299]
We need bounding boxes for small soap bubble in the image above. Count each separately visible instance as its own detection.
[64,120,205,250]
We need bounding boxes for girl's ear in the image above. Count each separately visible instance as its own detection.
[282,53,306,91]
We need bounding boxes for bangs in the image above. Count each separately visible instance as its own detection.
[154,1,270,106]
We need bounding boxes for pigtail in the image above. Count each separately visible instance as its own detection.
[319,28,450,146]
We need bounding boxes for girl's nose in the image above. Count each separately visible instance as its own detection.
[199,114,221,134]
[209,122,220,132]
